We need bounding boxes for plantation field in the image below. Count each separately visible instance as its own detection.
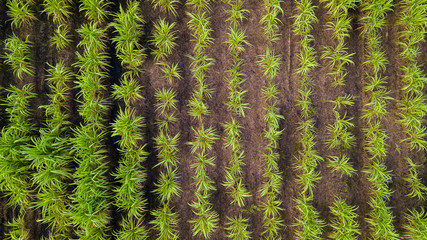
[0,0,426,239]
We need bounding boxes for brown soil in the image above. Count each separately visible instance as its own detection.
[0,0,426,239]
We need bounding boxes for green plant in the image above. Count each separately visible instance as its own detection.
[79,0,110,23]
[152,0,180,16]
[6,0,36,28]
[404,207,427,240]
[404,157,427,200]
[51,25,72,50]
[110,1,145,76]
[110,2,149,239]
[225,214,251,240]
[25,62,73,239]
[3,35,34,80]
[152,19,177,62]
[43,0,71,24]
[329,198,360,239]
[0,84,36,239]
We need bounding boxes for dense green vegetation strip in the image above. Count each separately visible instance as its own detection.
[292,0,325,239]
[222,0,251,239]
[257,1,285,239]
[69,1,111,238]
[321,0,360,238]
[150,8,182,240]
[360,0,400,238]
[110,1,149,239]
[186,0,219,238]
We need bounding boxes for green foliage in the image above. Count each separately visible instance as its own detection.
[329,198,361,239]
[188,126,218,154]
[152,19,177,61]
[293,195,325,240]
[189,199,219,238]
[397,0,427,152]
[110,0,145,76]
[24,62,73,239]
[3,35,34,80]
[79,0,110,22]
[404,157,427,200]
[6,0,36,28]
[112,77,143,104]
[327,155,356,177]
[152,0,180,16]
[258,47,281,80]
[51,25,72,50]
[260,0,284,42]
[158,62,182,84]
[325,111,355,150]
[225,214,251,240]
[404,208,427,240]
[5,217,29,240]
[150,205,180,240]
[225,0,248,25]
[43,0,71,24]
[0,84,35,209]
[70,15,112,239]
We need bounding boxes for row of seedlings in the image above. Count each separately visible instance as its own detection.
[68,0,111,239]
[149,7,182,240]
[186,0,219,238]
[360,0,400,238]
[396,0,427,238]
[321,0,361,238]
[222,0,251,239]
[1,0,37,238]
[292,0,325,238]
[0,85,35,239]
[25,1,75,239]
[257,0,285,239]
[109,1,149,239]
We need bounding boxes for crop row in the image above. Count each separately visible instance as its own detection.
[222,0,251,239]
[1,1,37,238]
[186,0,219,238]
[360,0,399,238]
[110,1,149,239]
[257,1,285,239]
[292,0,325,239]
[0,1,426,239]
[69,0,111,238]
[321,0,360,238]
[397,0,427,238]
[150,6,182,239]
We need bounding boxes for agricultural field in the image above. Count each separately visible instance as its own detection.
[0,0,426,239]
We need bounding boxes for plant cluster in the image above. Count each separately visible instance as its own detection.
[79,0,110,23]
[397,0,427,187]
[0,84,35,209]
[43,0,73,50]
[0,84,36,239]
[151,0,180,16]
[110,1,150,239]
[257,1,285,239]
[328,197,360,239]
[3,35,34,80]
[396,0,427,236]
[6,0,36,29]
[292,0,325,239]
[24,62,74,240]
[150,16,182,240]
[360,0,400,238]
[222,1,251,239]
[69,3,111,238]
[185,1,219,238]
[321,0,360,238]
